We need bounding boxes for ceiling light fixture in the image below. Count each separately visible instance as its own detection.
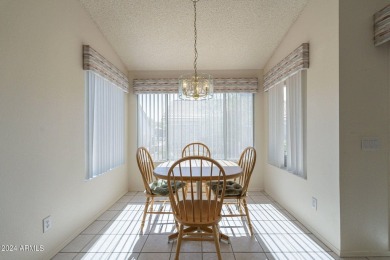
[178,0,213,100]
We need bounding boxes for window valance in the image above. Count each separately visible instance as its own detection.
[374,4,390,47]
[133,78,258,94]
[263,43,309,91]
[83,45,129,93]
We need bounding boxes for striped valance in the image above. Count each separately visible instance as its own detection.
[263,43,309,91]
[374,4,390,47]
[83,45,129,93]
[133,78,258,94]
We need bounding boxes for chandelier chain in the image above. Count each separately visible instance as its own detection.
[178,0,213,100]
[193,0,198,78]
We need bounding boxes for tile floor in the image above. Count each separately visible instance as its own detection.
[52,191,387,260]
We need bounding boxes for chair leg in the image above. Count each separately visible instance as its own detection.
[242,198,253,236]
[141,197,150,231]
[174,220,179,232]
[150,197,155,212]
[174,224,184,260]
[212,225,222,260]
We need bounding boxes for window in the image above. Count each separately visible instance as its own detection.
[138,93,253,161]
[86,71,125,179]
[268,70,305,178]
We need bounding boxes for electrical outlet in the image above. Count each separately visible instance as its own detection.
[312,197,317,210]
[43,216,52,233]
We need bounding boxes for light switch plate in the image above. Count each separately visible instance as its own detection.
[361,138,380,151]
[312,197,317,210]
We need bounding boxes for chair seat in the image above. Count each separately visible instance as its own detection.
[175,200,222,225]
[208,180,243,196]
[149,179,186,196]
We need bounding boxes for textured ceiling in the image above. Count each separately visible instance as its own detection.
[80,0,308,71]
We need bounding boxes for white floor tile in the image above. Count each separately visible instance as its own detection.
[302,252,339,260]
[249,196,274,204]
[82,220,110,234]
[130,196,147,203]
[74,252,139,260]
[307,234,332,252]
[203,252,235,260]
[97,210,120,221]
[266,252,308,260]
[117,195,136,203]
[115,209,143,221]
[202,240,233,253]
[247,191,267,196]
[334,257,369,260]
[108,202,128,211]
[81,234,147,253]
[138,252,171,260]
[229,235,264,252]
[170,252,202,260]
[256,234,300,253]
[234,252,268,260]
[60,235,95,253]
[51,252,78,260]
[53,192,346,260]
[142,235,173,252]
[171,240,202,252]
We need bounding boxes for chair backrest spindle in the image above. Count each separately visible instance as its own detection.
[136,147,156,194]
[237,147,256,196]
[167,156,226,225]
[182,142,211,158]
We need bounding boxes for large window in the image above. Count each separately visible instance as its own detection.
[138,93,253,161]
[86,71,125,179]
[268,70,305,178]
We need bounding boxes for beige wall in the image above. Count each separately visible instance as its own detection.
[263,0,341,253]
[128,69,264,192]
[339,0,390,255]
[264,0,390,256]
[2,0,388,258]
[0,1,128,259]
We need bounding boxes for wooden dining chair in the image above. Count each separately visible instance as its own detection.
[182,142,211,194]
[136,147,185,232]
[209,146,257,235]
[167,156,227,260]
[182,142,211,158]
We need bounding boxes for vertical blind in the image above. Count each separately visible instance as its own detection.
[138,93,253,161]
[267,71,305,178]
[137,94,168,161]
[86,71,125,179]
[265,43,308,179]
[267,81,285,168]
[286,71,304,177]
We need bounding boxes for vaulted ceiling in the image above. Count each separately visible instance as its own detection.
[80,0,308,71]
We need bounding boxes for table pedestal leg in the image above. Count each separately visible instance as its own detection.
[168,226,230,244]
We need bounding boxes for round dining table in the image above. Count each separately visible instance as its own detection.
[153,159,243,180]
[153,159,243,243]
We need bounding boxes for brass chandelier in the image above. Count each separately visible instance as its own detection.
[178,0,213,100]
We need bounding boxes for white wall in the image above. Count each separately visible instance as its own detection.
[128,69,264,192]
[339,0,390,255]
[0,1,128,259]
[263,0,341,253]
